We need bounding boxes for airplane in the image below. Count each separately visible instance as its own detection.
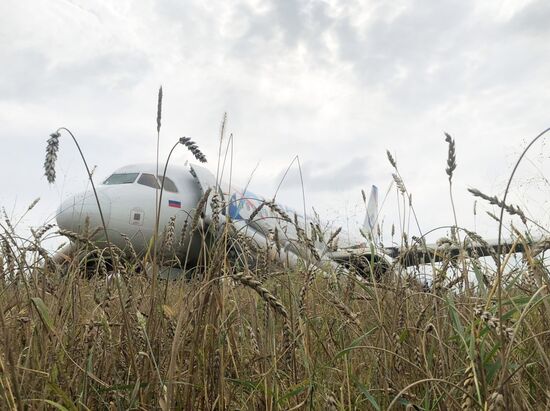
[56,161,368,276]
[55,161,549,280]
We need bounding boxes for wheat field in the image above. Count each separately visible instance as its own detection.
[1,192,549,410]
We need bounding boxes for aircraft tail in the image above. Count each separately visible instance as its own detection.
[362,185,379,240]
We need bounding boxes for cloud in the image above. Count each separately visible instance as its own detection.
[507,0,550,35]
[0,49,151,102]
[277,157,370,192]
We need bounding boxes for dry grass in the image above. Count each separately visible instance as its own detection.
[0,219,549,410]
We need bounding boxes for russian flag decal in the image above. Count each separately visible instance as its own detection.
[168,200,181,208]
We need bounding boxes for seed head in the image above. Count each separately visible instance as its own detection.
[325,393,339,411]
[156,86,163,133]
[31,223,55,240]
[444,132,457,181]
[248,202,266,222]
[191,187,212,230]
[27,197,40,211]
[488,391,505,411]
[327,227,342,250]
[468,188,527,224]
[179,136,207,163]
[386,149,397,169]
[163,216,176,249]
[392,173,406,194]
[44,131,60,183]
[219,112,227,142]
[210,193,221,227]
[461,364,476,410]
[178,216,189,247]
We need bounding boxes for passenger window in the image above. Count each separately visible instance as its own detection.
[137,173,160,189]
[103,173,139,185]
[157,176,178,193]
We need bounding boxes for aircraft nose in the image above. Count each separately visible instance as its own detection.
[57,190,111,234]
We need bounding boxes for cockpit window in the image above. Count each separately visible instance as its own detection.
[157,176,178,193]
[137,173,160,189]
[103,173,139,185]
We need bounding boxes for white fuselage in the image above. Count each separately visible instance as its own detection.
[57,163,203,261]
[56,162,359,265]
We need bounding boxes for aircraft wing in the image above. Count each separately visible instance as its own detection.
[386,237,550,267]
[327,236,550,269]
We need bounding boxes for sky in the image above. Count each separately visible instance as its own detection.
[1,0,549,246]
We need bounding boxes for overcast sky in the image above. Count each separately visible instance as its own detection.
[1,0,549,245]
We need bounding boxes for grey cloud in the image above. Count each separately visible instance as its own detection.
[154,0,336,66]
[0,48,151,102]
[203,0,549,115]
[237,0,331,43]
[0,49,50,101]
[269,0,334,51]
[225,0,474,86]
[329,1,550,112]
[270,0,304,46]
[223,1,335,65]
[334,2,476,104]
[507,0,550,35]
[278,157,370,192]
[195,1,480,111]
[55,52,152,90]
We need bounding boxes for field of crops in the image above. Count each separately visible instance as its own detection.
[1,205,549,410]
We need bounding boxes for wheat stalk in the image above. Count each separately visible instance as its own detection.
[487,391,505,411]
[230,271,293,365]
[210,193,221,227]
[298,269,315,318]
[326,227,342,250]
[387,149,397,169]
[461,364,477,411]
[468,188,527,224]
[156,86,163,133]
[444,132,457,181]
[393,173,406,194]
[328,292,360,328]
[474,307,514,341]
[179,137,207,163]
[162,216,176,250]
[248,202,266,222]
[265,201,292,223]
[31,224,55,241]
[44,132,60,183]
[191,188,212,231]
[178,216,190,247]
[325,393,339,411]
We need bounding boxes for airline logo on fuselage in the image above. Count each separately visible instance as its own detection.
[228,190,261,220]
[227,189,299,222]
